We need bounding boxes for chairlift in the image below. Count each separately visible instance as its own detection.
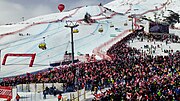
[98,28,103,33]
[124,23,128,26]
[73,29,79,33]
[39,43,47,50]
[38,37,47,50]
[115,28,121,32]
[110,23,114,28]
[128,18,132,21]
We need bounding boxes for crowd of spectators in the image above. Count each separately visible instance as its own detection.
[0,31,180,100]
[1,67,73,84]
[98,31,180,100]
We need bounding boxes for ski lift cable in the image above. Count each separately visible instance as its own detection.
[37,22,109,63]
[65,41,70,52]
[37,22,109,62]
[1,22,66,49]
[9,22,106,64]
[6,23,67,63]
[9,21,97,61]
[3,18,115,52]
[0,23,51,64]
[12,27,88,64]
[0,23,51,47]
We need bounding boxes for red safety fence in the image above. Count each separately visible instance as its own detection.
[0,86,12,100]
[93,30,130,60]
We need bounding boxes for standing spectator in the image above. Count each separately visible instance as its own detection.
[58,93,62,101]
[7,96,11,101]
[43,90,47,99]
[16,94,20,101]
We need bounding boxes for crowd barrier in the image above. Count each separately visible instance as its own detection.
[93,30,131,60]
[16,83,63,92]
[69,88,86,101]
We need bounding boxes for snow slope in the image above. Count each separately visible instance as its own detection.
[0,0,180,78]
[0,5,130,78]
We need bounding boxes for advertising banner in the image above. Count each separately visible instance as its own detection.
[0,86,12,99]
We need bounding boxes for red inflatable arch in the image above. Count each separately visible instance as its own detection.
[2,53,36,67]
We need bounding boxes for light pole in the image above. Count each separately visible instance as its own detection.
[130,4,134,31]
[128,15,134,31]
[65,21,79,64]
[131,17,134,31]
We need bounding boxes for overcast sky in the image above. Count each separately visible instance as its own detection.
[0,0,112,24]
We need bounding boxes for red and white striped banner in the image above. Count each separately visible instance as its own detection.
[0,86,12,99]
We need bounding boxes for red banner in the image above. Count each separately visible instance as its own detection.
[0,86,12,99]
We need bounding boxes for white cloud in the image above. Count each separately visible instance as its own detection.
[69,0,100,8]
[28,4,54,18]
[0,0,53,25]
[0,0,111,25]
[0,1,23,24]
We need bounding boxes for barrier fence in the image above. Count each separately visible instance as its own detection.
[15,83,87,101]
[16,83,63,92]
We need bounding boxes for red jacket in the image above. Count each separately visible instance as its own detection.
[58,95,62,99]
[7,97,11,101]
[16,94,20,99]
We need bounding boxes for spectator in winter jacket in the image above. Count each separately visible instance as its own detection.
[16,94,20,101]
[58,93,62,101]
[6,96,11,101]
[43,90,47,99]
